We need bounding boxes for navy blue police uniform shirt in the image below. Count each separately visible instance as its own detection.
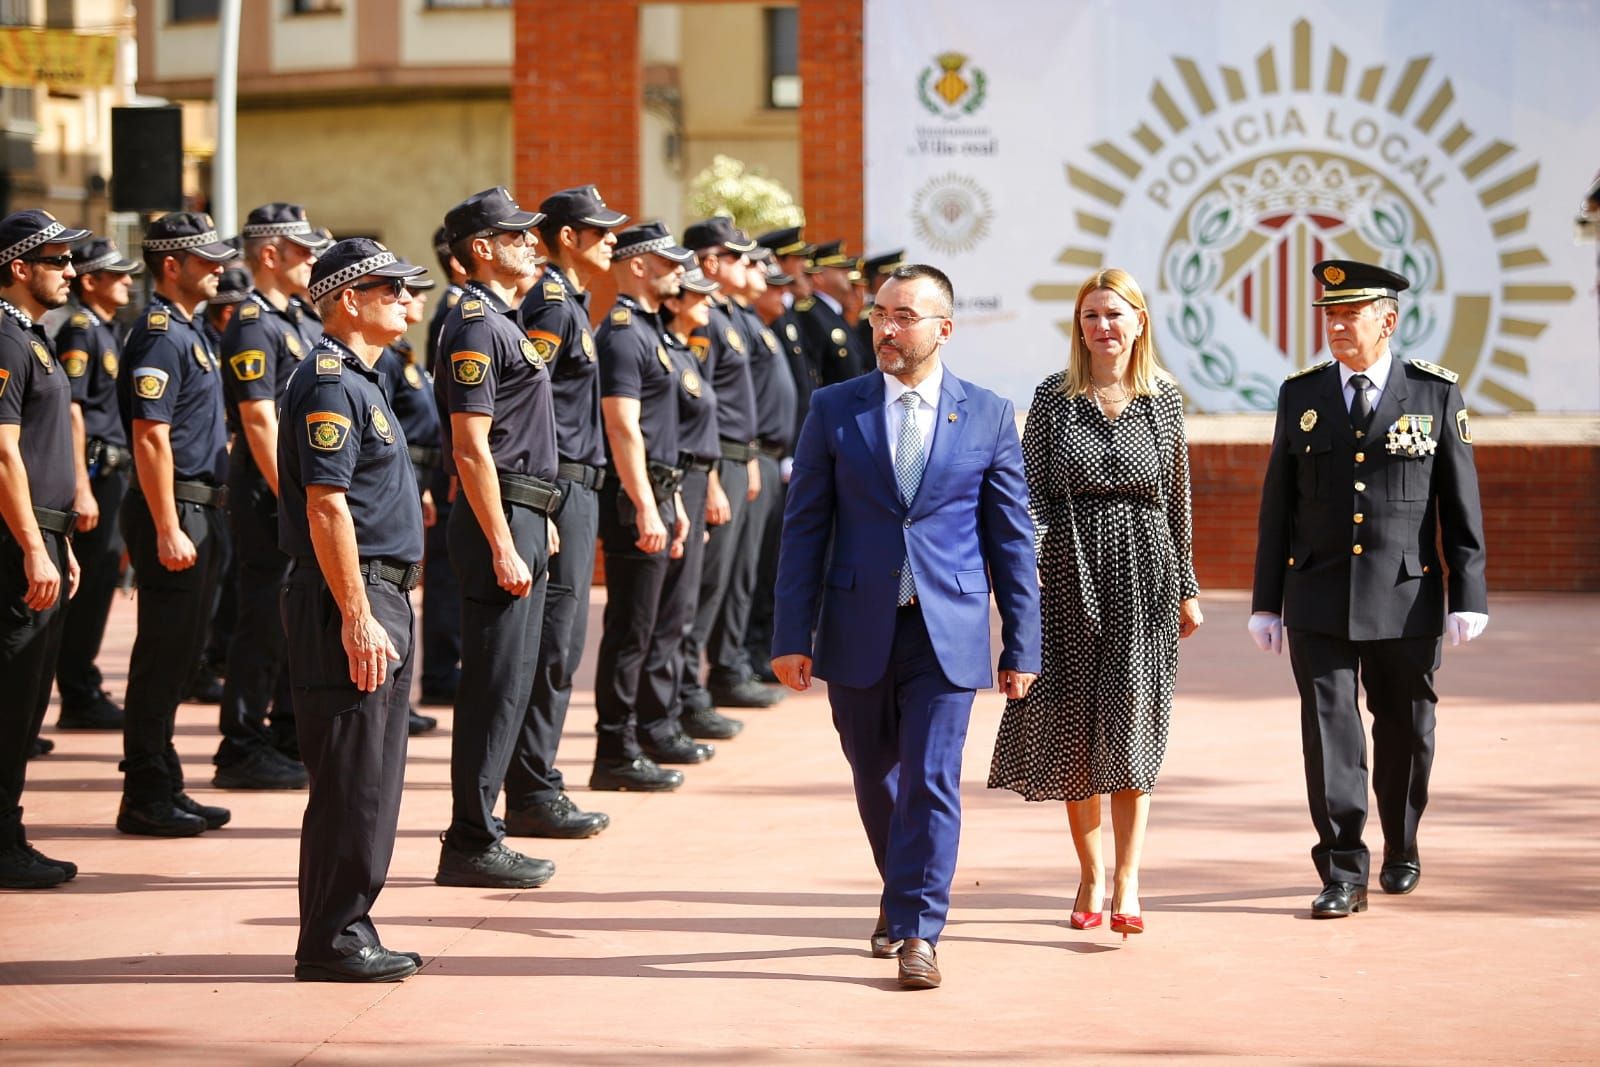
[55,303,127,448]
[117,295,228,484]
[221,291,312,439]
[376,338,440,451]
[733,301,797,452]
[667,330,718,464]
[692,299,757,446]
[596,296,678,467]
[287,295,324,343]
[0,305,75,512]
[433,281,557,480]
[277,336,423,564]
[425,285,462,377]
[519,267,605,467]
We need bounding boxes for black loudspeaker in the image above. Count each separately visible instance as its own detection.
[111,106,184,214]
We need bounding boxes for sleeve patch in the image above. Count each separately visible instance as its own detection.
[688,336,711,362]
[0,367,9,399]
[229,350,267,382]
[451,350,490,385]
[527,330,561,361]
[62,351,88,378]
[306,410,353,452]
[133,366,170,399]
[1455,408,1473,443]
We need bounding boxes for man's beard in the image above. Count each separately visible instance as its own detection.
[876,336,934,377]
[29,272,67,310]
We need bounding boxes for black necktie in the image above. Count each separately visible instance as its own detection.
[1349,373,1373,432]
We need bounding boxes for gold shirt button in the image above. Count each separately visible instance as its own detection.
[1352,544,1364,556]
[1423,565,1431,574]
[1354,481,1366,492]
[1353,513,1364,524]
[1355,451,1366,462]
[1287,557,1295,566]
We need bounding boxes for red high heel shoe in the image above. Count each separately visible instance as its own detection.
[1069,883,1104,930]
[1109,912,1144,940]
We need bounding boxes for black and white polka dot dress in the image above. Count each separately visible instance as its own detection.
[988,373,1198,802]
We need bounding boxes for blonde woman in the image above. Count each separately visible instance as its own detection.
[988,269,1202,938]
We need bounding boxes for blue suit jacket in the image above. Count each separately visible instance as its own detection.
[773,367,1040,690]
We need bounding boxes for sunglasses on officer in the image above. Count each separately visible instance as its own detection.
[22,253,74,269]
[351,277,407,298]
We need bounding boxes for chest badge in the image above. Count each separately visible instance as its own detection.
[785,322,799,342]
[761,328,779,353]
[519,338,546,370]
[581,331,596,361]
[192,342,213,373]
[370,405,395,444]
[724,326,744,353]
[30,340,51,372]
[285,334,303,360]
[682,368,702,398]
[102,350,118,377]
[1299,409,1317,432]
[657,345,672,374]
[403,363,424,390]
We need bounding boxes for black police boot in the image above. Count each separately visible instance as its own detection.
[434,834,555,889]
[408,709,438,735]
[57,690,124,730]
[504,794,610,839]
[589,756,685,792]
[640,729,715,765]
[212,747,309,790]
[709,677,784,708]
[17,822,77,881]
[173,792,232,830]
[681,705,744,740]
[28,737,54,759]
[0,845,67,889]
[294,945,418,983]
[116,798,207,837]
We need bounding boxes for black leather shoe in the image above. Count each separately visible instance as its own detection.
[408,710,438,735]
[682,706,744,740]
[1380,849,1421,895]
[28,737,53,759]
[870,908,903,958]
[1311,881,1369,918]
[398,951,423,967]
[21,841,77,881]
[505,794,610,839]
[116,799,206,837]
[0,846,68,888]
[709,679,783,708]
[58,691,123,730]
[589,756,684,792]
[294,945,417,983]
[418,688,456,707]
[897,938,941,989]
[751,663,781,685]
[173,792,232,830]
[640,730,715,765]
[212,747,309,790]
[435,835,555,889]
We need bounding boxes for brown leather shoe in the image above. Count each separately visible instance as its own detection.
[870,908,903,958]
[897,937,940,989]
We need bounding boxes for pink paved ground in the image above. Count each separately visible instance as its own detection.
[1,590,1596,1065]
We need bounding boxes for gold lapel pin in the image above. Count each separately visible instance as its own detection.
[947,413,958,422]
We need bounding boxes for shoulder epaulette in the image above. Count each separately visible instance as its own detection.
[611,307,632,326]
[1285,359,1333,381]
[794,296,816,313]
[459,298,485,321]
[239,303,260,321]
[543,281,565,301]
[1408,358,1459,383]
[69,312,89,329]
[146,309,170,332]
[314,351,343,378]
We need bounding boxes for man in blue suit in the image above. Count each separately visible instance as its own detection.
[772,263,1039,990]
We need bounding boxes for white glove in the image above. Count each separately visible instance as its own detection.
[780,456,794,483]
[1446,611,1489,646]
[1247,612,1283,655]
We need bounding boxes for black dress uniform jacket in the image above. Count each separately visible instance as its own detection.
[1252,357,1487,640]
[794,293,871,385]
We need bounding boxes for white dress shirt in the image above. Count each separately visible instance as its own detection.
[816,290,843,317]
[884,360,944,470]
[1338,349,1394,415]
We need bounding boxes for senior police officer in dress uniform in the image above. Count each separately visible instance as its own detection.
[214,203,327,790]
[502,185,628,814]
[281,239,428,983]
[432,187,562,888]
[588,223,705,790]
[418,226,465,708]
[0,210,88,887]
[1250,259,1488,919]
[796,241,873,386]
[678,217,776,717]
[373,275,441,736]
[116,212,239,837]
[51,237,140,731]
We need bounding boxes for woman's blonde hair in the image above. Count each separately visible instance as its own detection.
[1062,268,1174,397]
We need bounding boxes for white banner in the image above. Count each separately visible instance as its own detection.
[864,0,1600,412]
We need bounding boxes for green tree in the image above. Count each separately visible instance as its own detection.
[687,155,804,233]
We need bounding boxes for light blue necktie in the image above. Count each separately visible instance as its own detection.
[895,391,924,605]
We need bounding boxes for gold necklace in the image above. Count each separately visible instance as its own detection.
[1091,379,1130,405]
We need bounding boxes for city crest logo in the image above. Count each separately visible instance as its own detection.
[1033,18,1574,412]
[918,52,987,120]
[912,173,994,256]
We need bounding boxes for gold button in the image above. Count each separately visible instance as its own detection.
[1287,557,1295,567]
[1355,451,1365,462]
[1354,481,1366,492]
[1423,565,1431,574]
[1352,544,1364,556]
[1353,513,1364,524]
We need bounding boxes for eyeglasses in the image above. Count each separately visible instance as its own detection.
[24,253,74,268]
[867,307,946,331]
[351,277,406,298]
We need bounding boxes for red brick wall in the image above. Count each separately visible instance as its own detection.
[1190,443,1600,593]
[798,0,865,249]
